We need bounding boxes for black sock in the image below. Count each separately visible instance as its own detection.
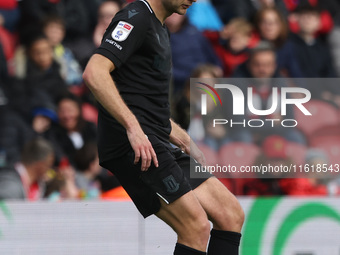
[207,229,241,255]
[174,243,207,255]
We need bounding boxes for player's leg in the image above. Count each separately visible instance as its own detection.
[194,177,244,231]
[193,177,244,255]
[155,190,211,254]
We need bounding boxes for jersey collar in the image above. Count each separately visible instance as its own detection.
[140,0,153,13]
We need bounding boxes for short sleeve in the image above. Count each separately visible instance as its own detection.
[95,6,149,68]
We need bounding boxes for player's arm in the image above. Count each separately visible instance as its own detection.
[169,119,206,166]
[83,54,158,171]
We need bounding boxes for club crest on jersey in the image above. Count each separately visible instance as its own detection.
[111,21,134,42]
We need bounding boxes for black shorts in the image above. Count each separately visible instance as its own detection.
[100,135,213,218]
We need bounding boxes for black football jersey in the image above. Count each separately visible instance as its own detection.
[95,0,172,162]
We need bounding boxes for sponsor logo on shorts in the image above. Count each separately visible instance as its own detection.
[111,21,134,42]
[163,175,179,193]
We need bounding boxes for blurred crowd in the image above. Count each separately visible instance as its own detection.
[1,0,340,201]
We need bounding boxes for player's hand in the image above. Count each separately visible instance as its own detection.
[185,141,206,167]
[127,126,158,171]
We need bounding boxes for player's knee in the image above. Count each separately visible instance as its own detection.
[196,218,211,243]
[214,199,244,232]
[233,203,245,229]
[228,200,244,231]
[178,215,210,247]
[190,218,211,247]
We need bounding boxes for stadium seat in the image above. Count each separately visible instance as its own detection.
[311,124,340,138]
[286,142,308,166]
[294,100,339,139]
[310,137,340,166]
[218,142,260,179]
[309,124,340,148]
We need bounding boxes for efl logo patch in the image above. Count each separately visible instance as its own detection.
[111,21,134,42]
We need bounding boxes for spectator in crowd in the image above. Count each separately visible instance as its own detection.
[179,64,252,150]
[0,138,54,200]
[327,0,340,77]
[233,42,306,145]
[166,13,222,94]
[210,0,236,25]
[185,0,224,31]
[18,0,101,70]
[0,0,19,67]
[291,5,336,78]
[176,64,221,131]
[14,33,68,106]
[42,15,83,86]
[290,5,340,106]
[93,0,123,48]
[74,142,101,199]
[0,43,8,83]
[61,0,123,70]
[30,105,65,164]
[0,82,7,107]
[255,7,302,77]
[76,0,124,72]
[285,0,336,35]
[232,0,288,23]
[52,94,97,166]
[184,64,227,148]
[44,171,68,201]
[31,106,58,136]
[18,0,94,41]
[233,41,280,78]
[243,135,293,196]
[2,77,42,123]
[2,0,340,204]
[329,26,340,78]
[0,99,35,166]
[205,18,255,77]
[0,0,20,33]
[44,157,80,201]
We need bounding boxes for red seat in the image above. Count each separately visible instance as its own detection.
[309,124,340,148]
[295,100,339,139]
[286,142,307,166]
[218,142,260,179]
[312,124,340,138]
